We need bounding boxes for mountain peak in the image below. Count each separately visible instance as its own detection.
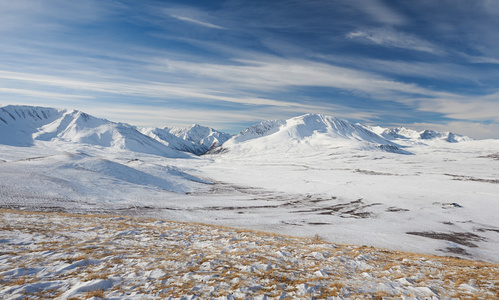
[166,124,232,153]
[141,124,232,155]
[212,113,410,156]
[0,105,190,158]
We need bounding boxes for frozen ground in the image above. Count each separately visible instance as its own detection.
[0,137,498,264]
[1,210,497,299]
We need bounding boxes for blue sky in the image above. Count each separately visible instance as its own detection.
[1,0,498,138]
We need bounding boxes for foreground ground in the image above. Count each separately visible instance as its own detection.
[1,209,497,299]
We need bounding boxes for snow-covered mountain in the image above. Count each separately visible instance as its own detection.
[0,105,472,159]
[419,129,471,142]
[210,113,409,157]
[168,124,233,152]
[0,105,190,158]
[369,126,472,143]
[140,125,232,155]
[139,127,206,155]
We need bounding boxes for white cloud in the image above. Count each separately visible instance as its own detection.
[408,91,499,123]
[5,52,495,128]
[467,55,499,64]
[151,57,437,99]
[0,69,327,110]
[169,15,226,30]
[484,0,499,15]
[88,105,257,130]
[347,27,443,54]
[0,0,115,31]
[0,87,91,100]
[161,6,226,30]
[350,0,407,25]
[317,54,483,82]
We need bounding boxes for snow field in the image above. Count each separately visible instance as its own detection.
[0,210,498,299]
[1,138,498,263]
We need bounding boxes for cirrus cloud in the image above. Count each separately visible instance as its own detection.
[347,27,443,54]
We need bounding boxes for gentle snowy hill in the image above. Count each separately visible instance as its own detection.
[210,114,409,157]
[167,124,233,153]
[369,126,472,143]
[0,105,190,158]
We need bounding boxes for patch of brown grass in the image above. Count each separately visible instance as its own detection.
[1,208,498,299]
[83,272,109,281]
[84,289,105,299]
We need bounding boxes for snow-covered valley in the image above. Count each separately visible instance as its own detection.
[1,104,498,298]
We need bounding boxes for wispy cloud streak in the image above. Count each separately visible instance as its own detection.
[347,27,443,54]
[169,15,226,30]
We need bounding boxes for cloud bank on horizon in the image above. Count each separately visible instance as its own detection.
[0,0,498,138]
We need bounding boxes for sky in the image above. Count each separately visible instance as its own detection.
[1,0,498,138]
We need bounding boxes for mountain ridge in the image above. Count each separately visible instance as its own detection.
[1,105,472,159]
[370,126,472,143]
[210,113,412,156]
[0,105,191,158]
[167,124,232,153]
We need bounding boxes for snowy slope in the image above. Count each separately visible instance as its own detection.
[0,105,190,158]
[168,124,233,152]
[211,114,409,157]
[0,150,211,210]
[0,105,61,146]
[226,119,286,144]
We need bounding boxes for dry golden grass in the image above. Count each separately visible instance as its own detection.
[82,272,109,281]
[84,289,105,299]
[1,208,498,299]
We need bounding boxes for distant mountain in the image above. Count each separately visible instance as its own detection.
[168,124,233,151]
[140,124,232,155]
[0,105,191,158]
[419,129,471,143]
[1,105,472,159]
[370,127,472,143]
[209,114,410,156]
[139,127,206,155]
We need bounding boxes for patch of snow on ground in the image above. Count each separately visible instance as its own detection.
[0,210,497,299]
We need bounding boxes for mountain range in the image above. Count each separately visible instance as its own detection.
[0,105,471,157]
